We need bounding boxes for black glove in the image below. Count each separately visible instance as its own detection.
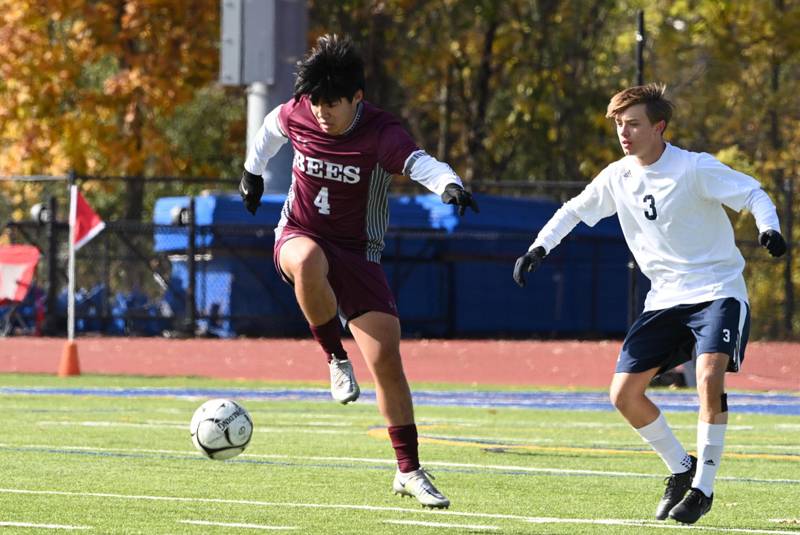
[759,229,787,258]
[441,183,479,216]
[513,246,546,288]
[239,170,264,215]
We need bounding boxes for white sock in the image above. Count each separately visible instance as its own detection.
[635,413,692,474]
[693,421,726,497]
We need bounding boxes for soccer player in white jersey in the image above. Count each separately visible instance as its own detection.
[512,84,786,524]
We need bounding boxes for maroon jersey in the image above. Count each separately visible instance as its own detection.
[275,96,419,262]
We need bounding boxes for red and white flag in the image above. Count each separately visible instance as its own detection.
[71,187,105,250]
[0,244,39,303]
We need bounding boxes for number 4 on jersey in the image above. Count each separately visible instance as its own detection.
[314,187,331,215]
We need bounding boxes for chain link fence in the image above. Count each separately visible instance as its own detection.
[0,175,795,339]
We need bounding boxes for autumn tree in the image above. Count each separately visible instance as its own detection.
[3,0,793,336]
[640,0,800,337]
[308,0,798,337]
[0,0,243,220]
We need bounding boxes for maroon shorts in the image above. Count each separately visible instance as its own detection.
[274,229,398,323]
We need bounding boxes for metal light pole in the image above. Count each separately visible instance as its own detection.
[220,0,307,193]
[627,10,646,327]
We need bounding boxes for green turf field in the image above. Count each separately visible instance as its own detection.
[0,374,798,534]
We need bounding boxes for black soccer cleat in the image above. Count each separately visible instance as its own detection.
[669,488,713,524]
[655,455,697,520]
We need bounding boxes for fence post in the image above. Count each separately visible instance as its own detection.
[43,195,59,335]
[785,175,794,336]
[186,196,197,337]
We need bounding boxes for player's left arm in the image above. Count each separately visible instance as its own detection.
[694,153,786,257]
[404,150,479,216]
[377,123,478,216]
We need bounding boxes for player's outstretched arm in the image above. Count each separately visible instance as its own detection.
[403,151,478,216]
[511,168,612,288]
[441,183,479,216]
[759,229,787,258]
[512,246,546,288]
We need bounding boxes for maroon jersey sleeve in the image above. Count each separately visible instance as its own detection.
[376,121,419,176]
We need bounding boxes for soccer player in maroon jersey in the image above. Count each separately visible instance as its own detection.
[239,34,478,508]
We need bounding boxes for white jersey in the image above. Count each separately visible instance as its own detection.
[531,143,781,311]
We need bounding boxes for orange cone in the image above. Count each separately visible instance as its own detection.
[58,340,81,377]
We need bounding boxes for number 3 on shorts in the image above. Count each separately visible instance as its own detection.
[314,187,331,215]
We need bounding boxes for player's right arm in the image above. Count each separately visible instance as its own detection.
[240,106,289,215]
[513,169,618,287]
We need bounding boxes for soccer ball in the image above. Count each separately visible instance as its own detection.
[190,398,253,460]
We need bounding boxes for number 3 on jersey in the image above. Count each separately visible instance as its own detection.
[643,194,657,220]
[314,187,331,215]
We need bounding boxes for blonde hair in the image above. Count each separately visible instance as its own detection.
[606,83,674,130]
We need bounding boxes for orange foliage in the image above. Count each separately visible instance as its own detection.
[0,0,219,177]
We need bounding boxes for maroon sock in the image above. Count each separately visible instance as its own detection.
[388,424,420,473]
[309,316,347,363]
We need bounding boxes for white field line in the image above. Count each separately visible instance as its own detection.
[257,412,760,431]
[0,521,91,530]
[420,433,796,452]
[0,443,199,456]
[31,417,760,435]
[1,488,798,535]
[104,419,355,428]
[36,421,186,429]
[383,519,500,530]
[2,443,798,485]
[31,420,792,453]
[34,421,359,435]
[21,406,779,431]
[179,519,296,530]
[291,415,763,432]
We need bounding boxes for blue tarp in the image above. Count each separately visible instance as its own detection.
[153,193,641,337]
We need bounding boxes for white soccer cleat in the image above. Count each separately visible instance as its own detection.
[329,357,360,404]
[392,468,450,509]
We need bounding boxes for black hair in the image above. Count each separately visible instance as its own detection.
[293,34,365,105]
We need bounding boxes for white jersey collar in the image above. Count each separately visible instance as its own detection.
[628,142,672,170]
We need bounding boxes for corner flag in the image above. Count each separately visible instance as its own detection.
[64,184,105,357]
[72,188,105,250]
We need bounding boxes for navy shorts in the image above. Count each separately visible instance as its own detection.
[274,229,399,324]
[616,297,750,375]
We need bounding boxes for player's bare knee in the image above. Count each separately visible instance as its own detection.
[285,252,327,283]
[294,260,324,283]
[370,351,404,376]
[609,387,635,413]
[695,367,725,393]
[281,238,326,273]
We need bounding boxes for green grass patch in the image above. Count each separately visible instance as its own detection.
[0,374,798,534]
